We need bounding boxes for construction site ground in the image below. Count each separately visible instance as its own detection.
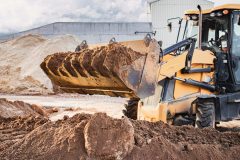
[0,35,240,159]
[0,94,126,121]
[0,94,240,160]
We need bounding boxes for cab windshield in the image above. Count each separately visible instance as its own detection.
[184,13,229,53]
[184,20,199,40]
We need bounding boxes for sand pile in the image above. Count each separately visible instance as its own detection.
[0,98,48,118]
[40,43,146,97]
[1,113,240,160]
[0,34,80,95]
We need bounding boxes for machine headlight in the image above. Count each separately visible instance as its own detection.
[210,12,216,17]
[216,11,223,17]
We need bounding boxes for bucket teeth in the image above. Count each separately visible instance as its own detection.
[40,40,160,98]
[47,53,67,76]
[63,54,78,77]
[91,47,110,77]
[81,49,99,77]
[72,53,88,78]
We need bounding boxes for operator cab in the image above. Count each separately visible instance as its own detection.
[184,10,229,53]
[184,5,240,92]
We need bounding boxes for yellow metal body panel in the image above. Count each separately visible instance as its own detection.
[174,64,213,99]
[138,96,197,123]
[174,65,201,99]
[185,4,240,15]
[139,49,215,122]
[157,49,215,81]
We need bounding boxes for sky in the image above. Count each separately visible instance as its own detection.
[0,0,149,34]
[0,0,239,34]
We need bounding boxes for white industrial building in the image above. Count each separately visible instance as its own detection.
[148,0,214,48]
[0,22,153,44]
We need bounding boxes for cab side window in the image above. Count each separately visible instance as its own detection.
[232,14,240,82]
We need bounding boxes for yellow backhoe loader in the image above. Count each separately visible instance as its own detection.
[41,4,240,128]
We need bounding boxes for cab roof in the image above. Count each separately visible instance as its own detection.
[185,4,240,15]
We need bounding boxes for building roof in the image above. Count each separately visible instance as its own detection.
[147,0,212,4]
[185,4,240,15]
[147,0,158,3]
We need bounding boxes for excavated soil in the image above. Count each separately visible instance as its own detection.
[41,43,144,79]
[0,116,49,153]
[92,46,110,77]
[0,112,240,160]
[40,43,145,97]
[132,120,240,147]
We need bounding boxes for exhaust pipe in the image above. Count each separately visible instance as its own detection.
[197,5,202,50]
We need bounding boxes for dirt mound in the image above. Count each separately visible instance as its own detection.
[0,34,80,95]
[0,114,91,160]
[1,113,240,160]
[127,120,240,160]
[84,113,134,159]
[0,116,48,152]
[132,120,240,147]
[0,98,48,118]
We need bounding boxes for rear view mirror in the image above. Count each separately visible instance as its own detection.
[158,41,163,47]
[167,22,172,32]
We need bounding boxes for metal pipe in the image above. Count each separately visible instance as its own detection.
[182,20,188,41]
[135,31,156,36]
[162,38,195,56]
[173,77,216,92]
[197,5,202,49]
[167,17,183,43]
[176,19,183,43]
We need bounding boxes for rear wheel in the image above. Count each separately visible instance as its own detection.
[123,98,139,120]
[195,100,215,128]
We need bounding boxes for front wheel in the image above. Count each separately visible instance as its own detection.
[122,98,139,120]
[195,100,215,128]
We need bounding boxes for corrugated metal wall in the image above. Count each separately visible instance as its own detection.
[150,0,214,48]
[0,22,153,44]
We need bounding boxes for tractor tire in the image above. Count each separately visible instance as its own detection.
[195,101,215,128]
[123,98,139,120]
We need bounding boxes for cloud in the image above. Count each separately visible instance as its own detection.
[0,0,149,34]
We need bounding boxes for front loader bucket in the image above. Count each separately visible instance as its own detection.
[40,38,160,98]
